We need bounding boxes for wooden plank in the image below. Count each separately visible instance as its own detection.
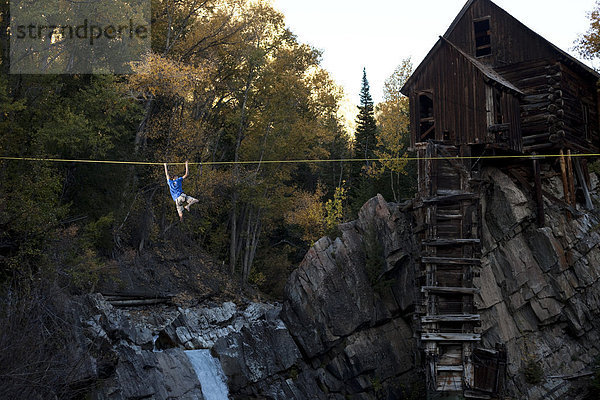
[464,391,492,399]
[523,143,554,152]
[559,149,571,205]
[507,168,581,217]
[422,314,481,323]
[422,256,481,265]
[574,159,593,210]
[567,150,576,207]
[533,156,545,226]
[422,193,478,204]
[436,213,464,220]
[421,333,481,341]
[437,365,464,372]
[423,239,480,246]
[422,286,480,294]
[522,132,551,144]
[109,299,171,306]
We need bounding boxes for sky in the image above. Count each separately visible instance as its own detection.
[272,0,597,109]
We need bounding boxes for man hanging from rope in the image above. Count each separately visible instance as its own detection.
[164,161,199,221]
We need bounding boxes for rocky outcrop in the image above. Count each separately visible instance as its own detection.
[83,296,300,399]
[280,195,420,398]
[80,167,600,400]
[81,195,422,400]
[477,167,600,399]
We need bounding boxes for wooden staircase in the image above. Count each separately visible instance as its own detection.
[415,142,483,396]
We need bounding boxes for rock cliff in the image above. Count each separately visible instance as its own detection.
[79,166,600,399]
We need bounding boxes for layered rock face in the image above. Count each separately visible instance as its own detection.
[82,166,600,399]
[280,195,420,398]
[478,167,600,398]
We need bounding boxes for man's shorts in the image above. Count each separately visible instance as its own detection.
[175,194,197,213]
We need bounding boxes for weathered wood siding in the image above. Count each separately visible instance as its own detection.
[445,0,556,67]
[495,60,600,152]
[408,41,521,151]
[559,62,600,151]
[496,60,562,151]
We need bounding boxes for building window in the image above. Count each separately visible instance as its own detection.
[474,17,491,57]
[418,92,435,141]
[486,85,502,126]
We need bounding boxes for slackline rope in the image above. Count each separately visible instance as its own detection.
[0,153,598,166]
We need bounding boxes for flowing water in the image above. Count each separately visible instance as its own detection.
[185,349,229,400]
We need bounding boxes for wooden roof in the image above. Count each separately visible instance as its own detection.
[444,0,599,80]
[402,0,600,94]
[400,36,523,96]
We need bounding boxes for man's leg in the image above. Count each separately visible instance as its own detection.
[184,194,199,211]
[176,196,185,221]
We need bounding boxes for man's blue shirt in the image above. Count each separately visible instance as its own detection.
[168,177,184,201]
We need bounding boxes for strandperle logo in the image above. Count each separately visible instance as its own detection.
[14,19,149,46]
[10,0,150,74]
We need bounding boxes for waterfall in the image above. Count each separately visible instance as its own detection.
[185,349,229,400]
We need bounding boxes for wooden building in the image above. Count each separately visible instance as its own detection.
[402,0,600,155]
[401,0,597,398]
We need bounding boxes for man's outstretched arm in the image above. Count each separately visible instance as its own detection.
[182,161,189,179]
[164,163,170,180]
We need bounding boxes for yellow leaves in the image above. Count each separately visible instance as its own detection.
[324,184,346,233]
[129,52,211,99]
[370,58,413,178]
[284,183,347,244]
[284,185,326,244]
[576,3,600,60]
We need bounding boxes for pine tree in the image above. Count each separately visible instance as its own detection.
[348,68,379,214]
[354,68,378,169]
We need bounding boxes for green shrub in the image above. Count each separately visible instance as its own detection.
[523,358,544,384]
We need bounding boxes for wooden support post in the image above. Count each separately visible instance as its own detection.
[574,159,593,210]
[559,149,570,204]
[567,150,576,208]
[533,155,545,226]
[582,159,591,187]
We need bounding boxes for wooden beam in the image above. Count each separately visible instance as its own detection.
[422,286,480,294]
[422,239,481,246]
[532,156,545,226]
[421,333,481,341]
[420,124,435,140]
[507,168,581,217]
[108,299,171,307]
[574,159,593,210]
[422,193,478,205]
[567,150,576,207]
[422,256,481,265]
[436,213,464,220]
[522,132,551,144]
[523,143,554,152]
[437,365,464,372]
[559,149,570,206]
[464,390,493,399]
[422,314,481,323]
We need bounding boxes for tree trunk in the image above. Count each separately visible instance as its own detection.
[230,69,254,275]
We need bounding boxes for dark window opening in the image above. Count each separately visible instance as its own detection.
[494,88,503,125]
[418,92,435,141]
[474,18,491,57]
[486,85,503,126]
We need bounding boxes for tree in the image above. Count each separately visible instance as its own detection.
[354,68,378,169]
[576,1,600,60]
[124,1,348,289]
[348,68,379,214]
[372,59,416,201]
